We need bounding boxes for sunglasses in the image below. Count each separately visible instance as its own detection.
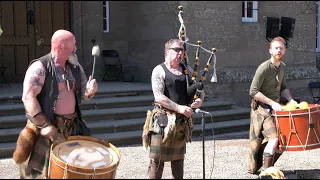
[169,47,184,52]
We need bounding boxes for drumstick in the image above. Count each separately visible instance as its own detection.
[91,45,100,78]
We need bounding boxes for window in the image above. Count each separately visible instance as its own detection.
[103,1,109,32]
[242,1,258,23]
[317,1,320,52]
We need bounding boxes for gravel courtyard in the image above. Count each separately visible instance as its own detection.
[1,131,319,179]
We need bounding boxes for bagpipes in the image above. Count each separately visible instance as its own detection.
[177,6,217,104]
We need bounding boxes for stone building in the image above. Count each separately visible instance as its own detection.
[1,1,319,107]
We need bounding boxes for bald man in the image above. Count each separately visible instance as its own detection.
[14,29,98,179]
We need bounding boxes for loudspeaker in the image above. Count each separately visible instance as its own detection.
[266,17,280,39]
[279,17,295,40]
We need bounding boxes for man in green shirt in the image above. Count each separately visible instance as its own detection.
[248,36,297,174]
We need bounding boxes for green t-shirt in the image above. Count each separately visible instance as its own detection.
[249,59,287,101]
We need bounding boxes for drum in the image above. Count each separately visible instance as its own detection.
[48,136,120,179]
[274,104,320,151]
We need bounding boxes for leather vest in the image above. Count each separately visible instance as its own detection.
[28,53,82,122]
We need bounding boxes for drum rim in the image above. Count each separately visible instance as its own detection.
[273,104,320,117]
[50,136,120,174]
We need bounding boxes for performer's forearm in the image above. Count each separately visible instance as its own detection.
[281,89,293,101]
[22,97,42,117]
[22,98,51,128]
[253,92,276,106]
[155,94,180,113]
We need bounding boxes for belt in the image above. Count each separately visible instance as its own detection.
[257,101,272,110]
[53,112,77,127]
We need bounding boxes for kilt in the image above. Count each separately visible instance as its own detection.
[19,113,81,179]
[149,118,190,162]
[248,106,283,174]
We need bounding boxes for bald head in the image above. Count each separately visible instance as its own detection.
[51,29,78,64]
[51,29,74,45]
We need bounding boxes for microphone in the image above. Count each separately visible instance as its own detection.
[195,108,210,115]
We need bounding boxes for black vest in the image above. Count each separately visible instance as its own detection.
[28,53,82,122]
[161,63,189,105]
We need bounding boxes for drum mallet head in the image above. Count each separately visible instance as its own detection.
[91,44,100,78]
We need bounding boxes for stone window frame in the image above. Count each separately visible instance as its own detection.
[103,1,109,33]
[242,1,258,23]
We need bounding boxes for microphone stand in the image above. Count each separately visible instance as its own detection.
[201,112,205,179]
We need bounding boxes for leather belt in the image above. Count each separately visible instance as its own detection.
[257,101,272,110]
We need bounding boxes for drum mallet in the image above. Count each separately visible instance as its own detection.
[91,44,100,78]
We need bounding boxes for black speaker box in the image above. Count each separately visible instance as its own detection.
[279,17,295,40]
[266,17,280,39]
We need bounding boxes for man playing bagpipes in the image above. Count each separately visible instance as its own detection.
[14,29,98,179]
[142,39,205,179]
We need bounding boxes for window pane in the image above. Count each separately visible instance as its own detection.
[242,1,245,17]
[103,6,106,19]
[247,1,253,18]
[103,19,106,31]
[103,1,106,6]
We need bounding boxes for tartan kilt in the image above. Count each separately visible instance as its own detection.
[248,106,283,174]
[149,119,188,162]
[19,114,82,179]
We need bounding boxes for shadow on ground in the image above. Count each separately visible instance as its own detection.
[295,169,320,179]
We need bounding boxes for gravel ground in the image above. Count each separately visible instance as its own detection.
[1,131,320,179]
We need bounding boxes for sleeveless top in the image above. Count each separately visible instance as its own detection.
[160,63,188,105]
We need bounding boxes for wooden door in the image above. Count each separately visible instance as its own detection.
[0,1,35,82]
[34,1,70,58]
[0,1,70,83]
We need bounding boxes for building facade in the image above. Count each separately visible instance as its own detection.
[1,1,320,107]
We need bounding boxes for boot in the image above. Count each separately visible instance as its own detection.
[263,153,274,169]
[273,152,282,165]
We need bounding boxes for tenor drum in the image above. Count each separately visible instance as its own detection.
[48,136,120,179]
[274,104,320,151]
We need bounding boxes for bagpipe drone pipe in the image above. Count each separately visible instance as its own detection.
[176,6,218,105]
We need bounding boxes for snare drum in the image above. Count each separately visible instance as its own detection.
[48,136,120,179]
[274,104,320,151]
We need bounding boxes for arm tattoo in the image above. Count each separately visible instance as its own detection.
[29,77,43,87]
[152,71,164,96]
[164,99,177,109]
[33,68,45,76]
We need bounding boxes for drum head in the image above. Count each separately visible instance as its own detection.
[52,139,119,169]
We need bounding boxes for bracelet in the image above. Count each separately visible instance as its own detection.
[26,112,52,129]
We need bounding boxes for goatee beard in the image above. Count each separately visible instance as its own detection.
[68,53,79,66]
[273,55,282,61]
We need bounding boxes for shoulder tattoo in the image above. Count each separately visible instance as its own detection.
[152,70,164,95]
[29,77,43,87]
[32,68,45,76]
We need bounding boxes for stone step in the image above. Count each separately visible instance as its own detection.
[0,95,155,117]
[0,107,250,143]
[0,96,232,117]
[0,118,250,159]
[0,82,153,103]
[0,100,236,129]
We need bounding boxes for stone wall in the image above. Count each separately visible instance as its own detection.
[72,1,320,107]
